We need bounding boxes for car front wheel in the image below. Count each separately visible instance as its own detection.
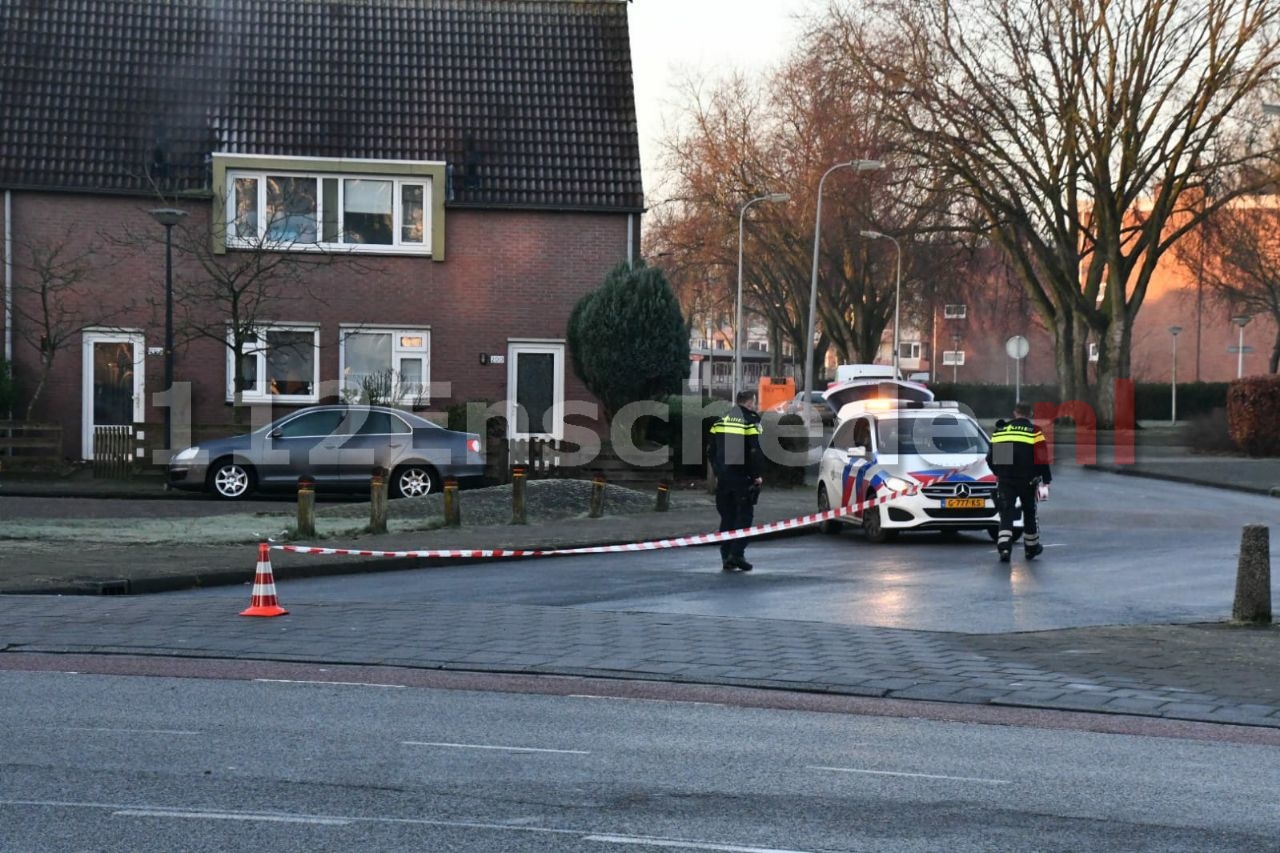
[392,464,437,499]
[208,459,255,500]
[817,484,841,535]
[862,491,895,543]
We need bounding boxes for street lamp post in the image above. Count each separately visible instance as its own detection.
[735,192,790,399]
[149,207,188,456]
[1231,314,1252,379]
[1169,325,1183,424]
[860,230,902,377]
[804,159,884,437]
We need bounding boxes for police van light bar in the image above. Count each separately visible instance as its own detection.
[860,399,961,411]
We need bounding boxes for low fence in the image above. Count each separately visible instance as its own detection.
[0,421,63,471]
[91,425,136,479]
[498,436,672,488]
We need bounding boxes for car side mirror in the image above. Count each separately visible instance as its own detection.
[270,428,283,439]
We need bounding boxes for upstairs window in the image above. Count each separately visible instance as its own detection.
[227,170,430,254]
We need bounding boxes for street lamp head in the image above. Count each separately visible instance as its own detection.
[1231,314,1253,328]
[860,230,883,239]
[1168,325,1183,336]
[765,192,791,203]
[149,207,187,227]
[849,159,885,171]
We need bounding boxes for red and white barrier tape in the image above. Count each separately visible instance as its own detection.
[273,458,987,560]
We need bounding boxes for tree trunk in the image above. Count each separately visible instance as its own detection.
[1051,316,1077,410]
[1270,327,1280,374]
[23,352,55,420]
[1093,318,1132,429]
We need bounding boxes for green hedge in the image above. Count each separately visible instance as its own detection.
[647,394,732,473]
[1227,376,1280,457]
[926,382,1229,421]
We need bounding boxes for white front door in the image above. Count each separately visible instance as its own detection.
[81,331,145,460]
[506,341,564,439]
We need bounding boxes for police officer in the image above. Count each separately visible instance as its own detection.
[710,390,764,571]
[987,401,1052,562]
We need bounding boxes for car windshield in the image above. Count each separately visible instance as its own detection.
[877,414,988,455]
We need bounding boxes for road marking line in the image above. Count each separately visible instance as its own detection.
[5,800,808,850]
[808,765,1010,784]
[583,835,818,852]
[60,727,199,736]
[253,678,405,688]
[113,808,350,825]
[403,740,590,755]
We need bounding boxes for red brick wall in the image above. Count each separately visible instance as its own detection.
[4,192,630,457]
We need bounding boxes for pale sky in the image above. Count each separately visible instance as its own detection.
[627,0,814,203]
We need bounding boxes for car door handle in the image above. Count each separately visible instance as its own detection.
[321,442,342,449]
[387,442,404,449]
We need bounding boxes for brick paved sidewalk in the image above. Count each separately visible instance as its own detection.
[1,594,1277,728]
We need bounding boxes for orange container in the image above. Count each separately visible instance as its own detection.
[757,376,795,412]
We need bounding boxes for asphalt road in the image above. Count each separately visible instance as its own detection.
[165,464,1278,634]
[3,666,1277,852]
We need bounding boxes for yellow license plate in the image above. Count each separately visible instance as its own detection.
[943,498,987,508]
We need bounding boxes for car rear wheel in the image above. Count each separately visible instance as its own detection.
[208,459,255,500]
[862,491,895,543]
[392,464,437,499]
[816,484,841,535]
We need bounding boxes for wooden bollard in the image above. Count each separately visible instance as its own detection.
[589,472,606,518]
[1232,523,1272,624]
[369,466,388,534]
[511,465,527,524]
[655,480,670,512]
[295,476,316,538]
[443,476,461,527]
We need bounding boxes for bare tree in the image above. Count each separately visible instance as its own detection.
[844,0,1280,424]
[4,227,130,418]
[121,190,382,423]
[1176,199,1280,372]
[646,23,971,387]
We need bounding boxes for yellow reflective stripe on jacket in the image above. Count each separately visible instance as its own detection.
[991,426,1044,445]
[710,421,762,436]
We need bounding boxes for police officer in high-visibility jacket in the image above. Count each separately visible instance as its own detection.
[986,401,1053,563]
[710,390,765,572]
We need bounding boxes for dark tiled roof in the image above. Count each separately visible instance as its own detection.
[0,0,643,210]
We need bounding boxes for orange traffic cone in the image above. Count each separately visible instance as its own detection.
[241,543,288,617]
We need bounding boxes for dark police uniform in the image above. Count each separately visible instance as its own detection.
[710,402,764,571]
[987,413,1052,561]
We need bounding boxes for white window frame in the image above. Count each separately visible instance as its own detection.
[225,169,432,255]
[943,304,967,319]
[1088,342,1100,362]
[941,350,966,366]
[225,324,321,404]
[897,341,921,360]
[339,326,432,404]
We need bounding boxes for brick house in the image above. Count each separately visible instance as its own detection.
[0,0,643,462]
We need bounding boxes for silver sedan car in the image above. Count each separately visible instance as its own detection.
[167,405,486,500]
